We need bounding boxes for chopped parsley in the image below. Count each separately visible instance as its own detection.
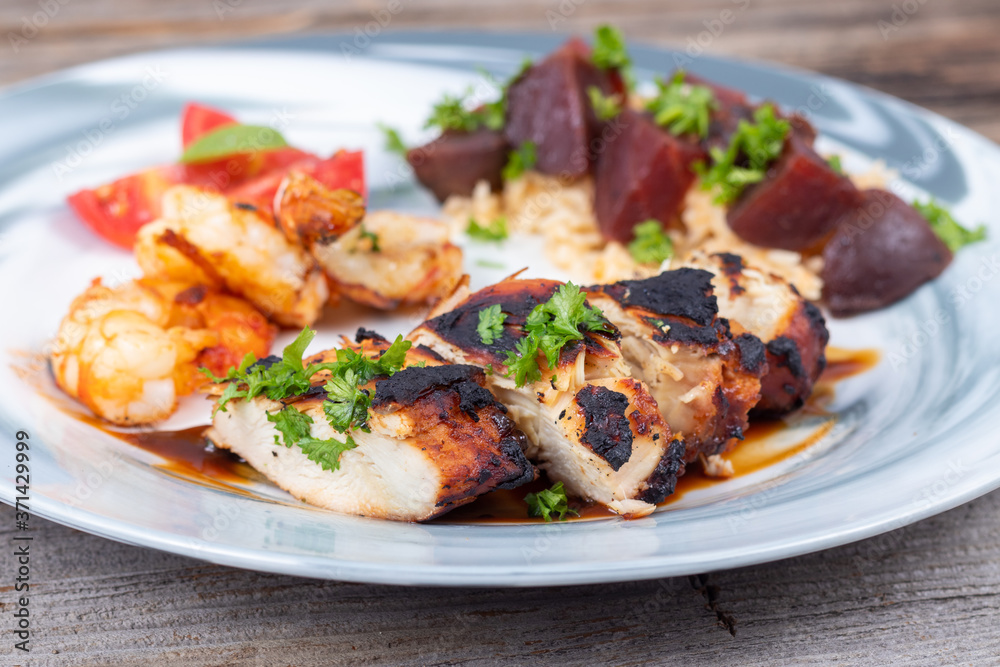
[421,60,529,136]
[587,86,622,121]
[267,407,356,472]
[477,304,507,345]
[645,71,717,139]
[268,405,314,448]
[627,220,674,265]
[826,154,843,174]
[525,481,578,521]
[913,199,987,252]
[502,282,612,387]
[467,216,509,242]
[424,88,504,133]
[502,141,537,182]
[359,225,380,252]
[202,327,412,472]
[201,327,334,416]
[696,103,790,205]
[591,25,634,88]
[377,123,408,157]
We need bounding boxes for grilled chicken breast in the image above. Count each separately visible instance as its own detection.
[410,278,686,518]
[684,252,829,416]
[585,268,767,464]
[135,185,328,328]
[206,335,534,521]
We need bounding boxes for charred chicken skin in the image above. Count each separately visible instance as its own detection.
[409,278,686,518]
[684,252,829,416]
[585,268,767,464]
[206,332,534,522]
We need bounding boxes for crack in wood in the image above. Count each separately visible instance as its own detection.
[689,573,737,637]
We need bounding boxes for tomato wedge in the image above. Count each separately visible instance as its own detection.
[67,168,179,249]
[181,103,237,149]
[67,102,366,249]
[68,149,365,249]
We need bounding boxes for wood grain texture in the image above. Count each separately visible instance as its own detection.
[3,494,1000,665]
[2,0,1000,664]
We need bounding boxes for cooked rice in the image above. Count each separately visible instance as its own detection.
[442,160,891,299]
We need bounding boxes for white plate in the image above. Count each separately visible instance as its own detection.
[1,33,999,586]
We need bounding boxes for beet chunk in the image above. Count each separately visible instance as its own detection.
[593,110,706,243]
[406,128,510,202]
[822,189,952,317]
[727,136,861,251]
[504,38,618,178]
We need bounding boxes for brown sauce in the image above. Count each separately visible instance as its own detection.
[822,346,881,382]
[111,426,255,486]
[437,479,617,524]
[53,346,880,525]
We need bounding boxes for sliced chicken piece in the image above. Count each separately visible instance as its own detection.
[206,338,534,522]
[585,268,766,463]
[410,278,686,518]
[684,252,829,416]
[135,185,328,328]
[274,173,463,310]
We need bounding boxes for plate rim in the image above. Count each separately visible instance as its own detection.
[3,30,1000,586]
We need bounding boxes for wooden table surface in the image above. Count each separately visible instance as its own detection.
[3,0,1000,664]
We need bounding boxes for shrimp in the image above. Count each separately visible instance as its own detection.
[134,185,329,328]
[50,277,275,425]
[274,173,463,310]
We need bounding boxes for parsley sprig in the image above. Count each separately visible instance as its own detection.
[467,216,509,242]
[202,327,412,472]
[359,225,380,252]
[913,199,987,252]
[424,88,504,133]
[503,141,537,182]
[587,86,623,121]
[201,327,336,416]
[499,283,612,387]
[477,304,507,345]
[377,122,408,157]
[266,407,357,472]
[525,481,578,521]
[645,71,717,139]
[628,220,674,265]
[696,103,790,205]
[592,25,634,89]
